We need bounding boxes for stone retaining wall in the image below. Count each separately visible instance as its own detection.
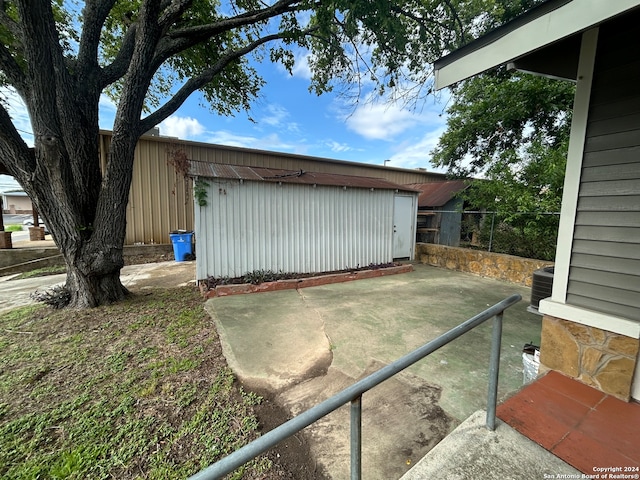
[0,244,173,275]
[415,243,553,287]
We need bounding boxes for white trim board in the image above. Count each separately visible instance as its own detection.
[539,299,640,339]
[551,28,598,303]
[434,0,640,89]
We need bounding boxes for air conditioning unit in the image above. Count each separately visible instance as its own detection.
[528,266,554,315]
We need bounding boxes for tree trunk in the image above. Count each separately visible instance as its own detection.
[65,263,129,309]
[22,128,139,309]
[57,132,138,309]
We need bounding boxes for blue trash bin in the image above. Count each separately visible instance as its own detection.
[169,231,194,262]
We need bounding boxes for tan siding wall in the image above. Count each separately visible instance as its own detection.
[101,134,195,245]
[100,131,443,245]
[2,195,32,213]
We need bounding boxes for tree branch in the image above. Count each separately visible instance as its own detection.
[388,5,443,39]
[157,0,193,30]
[77,0,117,79]
[0,102,34,181]
[442,0,465,44]
[139,31,288,133]
[153,0,301,65]
[100,24,138,88]
[0,42,27,92]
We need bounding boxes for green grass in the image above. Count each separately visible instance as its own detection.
[4,224,23,232]
[13,265,67,279]
[0,287,273,479]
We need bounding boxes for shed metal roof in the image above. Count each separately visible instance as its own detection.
[406,180,468,208]
[188,160,420,193]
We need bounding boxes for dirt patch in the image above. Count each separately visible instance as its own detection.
[254,394,330,479]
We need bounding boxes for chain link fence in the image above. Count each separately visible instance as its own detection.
[458,211,560,262]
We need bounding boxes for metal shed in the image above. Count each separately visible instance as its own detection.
[189,161,419,280]
[408,180,468,247]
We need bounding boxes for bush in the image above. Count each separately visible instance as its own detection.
[31,285,71,309]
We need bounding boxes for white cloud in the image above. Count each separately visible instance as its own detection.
[160,115,205,139]
[274,47,313,80]
[291,50,312,80]
[342,97,444,142]
[205,130,298,153]
[325,140,358,153]
[261,104,289,127]
[205,130,258,148]
[345,103,418,140]
[387,126,448,172]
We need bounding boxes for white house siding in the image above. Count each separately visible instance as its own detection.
[195,178,395,280]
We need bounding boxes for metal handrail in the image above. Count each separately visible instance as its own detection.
[189,294,522,480]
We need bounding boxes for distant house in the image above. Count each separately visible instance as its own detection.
[408,180,468,247]
[188,161,419,280]
[434,0,640,401]
[0,184,30,214]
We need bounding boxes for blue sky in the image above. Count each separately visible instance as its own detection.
[2,51,450,185]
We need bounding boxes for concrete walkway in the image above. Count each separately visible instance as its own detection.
[0,260,195,313]
[400,410,580,480]
[204,264,579,479]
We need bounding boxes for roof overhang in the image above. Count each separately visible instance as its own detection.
[434,0,640,89]
[188,160,422,193]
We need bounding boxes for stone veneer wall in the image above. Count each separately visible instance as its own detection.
[540,316,639,401]
[415,243,552,287]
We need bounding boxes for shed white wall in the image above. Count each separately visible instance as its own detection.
[195,179,400,279]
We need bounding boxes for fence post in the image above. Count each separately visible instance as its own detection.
[488,212,496,252]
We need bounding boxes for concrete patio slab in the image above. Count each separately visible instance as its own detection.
[205,263,545,479]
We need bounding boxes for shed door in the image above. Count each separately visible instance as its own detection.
[393,195,414,259]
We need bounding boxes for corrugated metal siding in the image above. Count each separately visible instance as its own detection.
[100,132,442,245]
[195,179,395,279]
[100,135,195,245]
[566,15,640,320]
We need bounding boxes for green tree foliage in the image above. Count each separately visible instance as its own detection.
[430,0,576,261]
[432,70,575,260]
[0,0,497,307]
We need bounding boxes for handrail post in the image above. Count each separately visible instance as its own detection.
[350,396,362,480]
[188,294,521,480]
[486,312,503,430]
